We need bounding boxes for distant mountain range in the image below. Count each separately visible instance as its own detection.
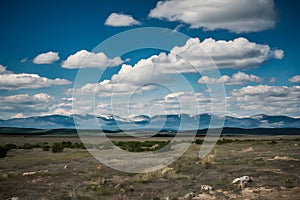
[0,114,299,131]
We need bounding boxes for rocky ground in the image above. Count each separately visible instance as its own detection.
[0,136,299,199]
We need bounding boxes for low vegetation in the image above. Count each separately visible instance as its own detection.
[0,141,86,157]
[282,178,294,187]
[0,146,8,158]
[1,137,295,158]
[0,136,299,199]
[51,143,65,153]
[112,140,170,152]
[194,139,204,145]
[216,138,235,145]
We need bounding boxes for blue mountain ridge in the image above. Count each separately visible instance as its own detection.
[0,114,299,130]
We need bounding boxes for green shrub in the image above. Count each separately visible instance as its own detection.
[195,139,204,145]
[33,143,41,148]
[22,143,33,150]
[42,145,50,151]
[282,178,293,184]
[112,140,170,152]
[51,143,64,153]
[217,138,234,145]
[282,178,294,187]
[72,142,85,149]
[4,143,17,150]
[0,146,8,158]
[62,141,73,148]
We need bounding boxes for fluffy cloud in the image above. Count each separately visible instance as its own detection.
[112,37,282,75]
[33,51,60,64]
[198,71,262,85]
[171,37,283,71]
[0,65,71,90]
[0,93,53,103]
[0,93,53,115]
[273,50,284,59]
[231,85,300,98]
[69,81,157,97]
[111,37,282,78]
[230,85,300,116]
[61,50,124,69]
[0,65,11,74]
[45,97,74,116]
[105,13,141,27]
[289,75,300,83]
[72,37,283,97]
[149,0,277,33]
[0,93,79,118]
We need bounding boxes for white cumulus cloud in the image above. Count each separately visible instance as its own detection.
[33,51,60,64]
[289,75,300,83]
[0,65,71,90]
[104,37,283,77]
[105,13,141,27]
[149,0,277,33]
[61,50,124,69]
[198,71,262,85]
[171,37,283,71]
[72,37,283,97]
[0,65,12,74]
[273,50,284,59]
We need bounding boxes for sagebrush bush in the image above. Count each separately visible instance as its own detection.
[62,141,73,148]
[4,143,17,150]
[22,143,33,150]
[42,145,50,151]
[112,141,170,152]
[52,143,64,153]
[195,139,204,145]
[0,146,8,158]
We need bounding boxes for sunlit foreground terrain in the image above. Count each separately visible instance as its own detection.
[1,135,300,200]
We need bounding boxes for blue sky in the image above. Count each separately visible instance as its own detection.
[0,0,299,119]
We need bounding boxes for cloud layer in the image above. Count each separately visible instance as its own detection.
[198,71,262,85]
[230,85,300,116]
[149,0,277,33]
[0,65,71,90]
[33,51,60,64]
[61,50,124,69]
[105,13,141,27]
[0,93,53,116]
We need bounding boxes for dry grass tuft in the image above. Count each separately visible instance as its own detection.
[137,167,178,182]
[201,152,215,168]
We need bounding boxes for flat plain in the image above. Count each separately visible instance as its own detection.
[0,135,299,200]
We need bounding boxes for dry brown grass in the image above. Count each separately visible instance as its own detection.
[201,151,216,168]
